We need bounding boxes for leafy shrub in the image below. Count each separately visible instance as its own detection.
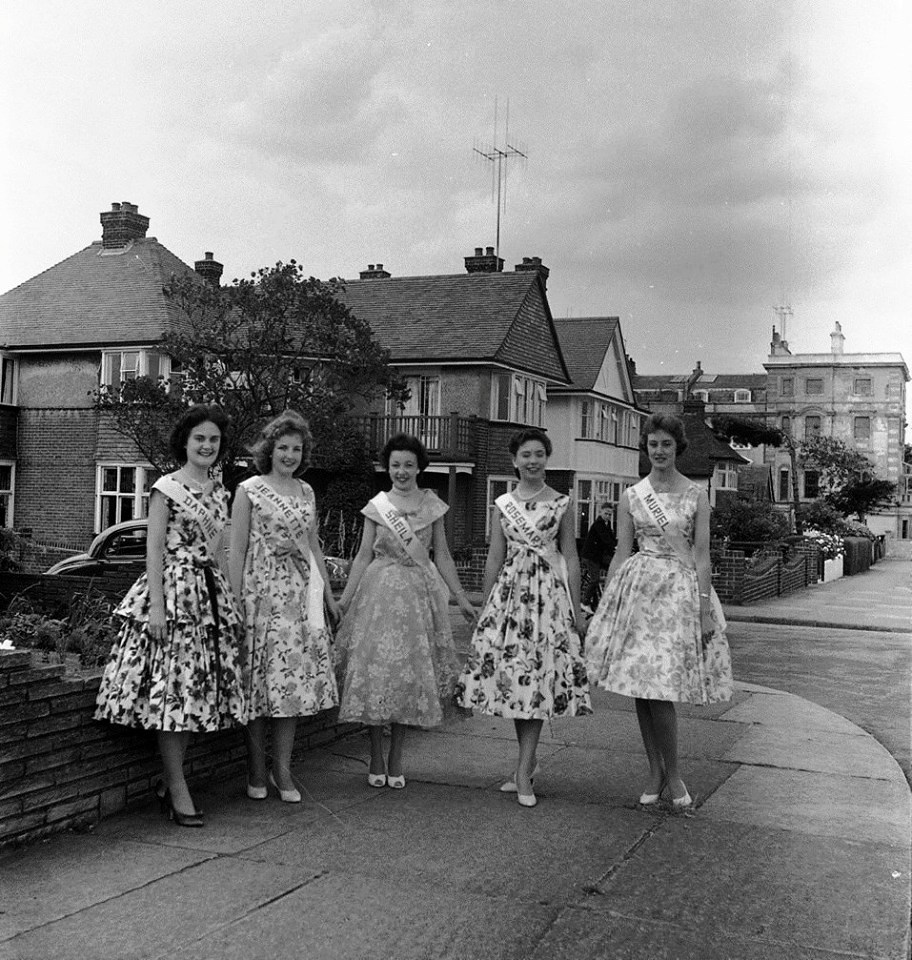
[711,499,790,544]
[798,501,875,540]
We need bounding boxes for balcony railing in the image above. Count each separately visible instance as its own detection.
[352,413,478,462]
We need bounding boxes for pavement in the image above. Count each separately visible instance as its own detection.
[1,562,910,960]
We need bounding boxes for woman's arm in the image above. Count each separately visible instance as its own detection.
[693,489,714,639]
[145,490,169,642]
[558,504,586,634]
[337,519,376,612]
[228,485,252,599]
[431,518,476,622]
[481,515,507,602]
[604,493,634,584]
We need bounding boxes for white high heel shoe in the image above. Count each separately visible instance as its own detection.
[499,763,541,793]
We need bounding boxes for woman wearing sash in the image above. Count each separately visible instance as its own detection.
[335,434,476,789]
[586,414,732,809]
[456,429,592,809]
[229,411,340,804]
[96,404,246,827]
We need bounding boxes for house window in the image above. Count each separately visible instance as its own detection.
[806,378,823,395]
[804,415,821,439]
[486,476,519,538]
[854,378,872,396]
[734,389,751,403]
[715,463,738,490]
[576,479,592,538]
[0,356,17,405]
[490,373,546,427]
[854,416,871,443]
[96,465,155,531]
[778,467,790,502]
[102,350,170,387]
[693,390,709,402]
[580,400,592,438]
[781,377,794,397]
[0,462,14,526]
[803,470,820,499]
[388,375,441,448]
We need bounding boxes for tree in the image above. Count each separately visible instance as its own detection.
[799,435,896,521]
[95,261,407,501]
[711,415,802,532]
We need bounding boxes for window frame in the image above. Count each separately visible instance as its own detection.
[805,377,824,396]
[490,372,547,427]
[733,389,751,403]
[95,464,157,532]
[853,415,871,443]
[780,377,794,398]
[486,475,519,538]
[0,355,17,405]
[804,415,822,439]
[101,349,172,389]
[853,378,872,396]
[0,460,15,527]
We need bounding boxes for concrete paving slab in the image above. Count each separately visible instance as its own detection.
[526,907,866,960]
[2,857,326,960]
[536,745,738,808]
[238,781,650,903]
[721,723,904,782]
[0,835,212,940]
[168,873,558,960]
[701,764,912,846]
[719,689,871,736]
[591,818,910,960]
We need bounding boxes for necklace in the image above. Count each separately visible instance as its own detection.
[514,483,546,502]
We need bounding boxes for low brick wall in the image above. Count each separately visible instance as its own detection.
[0,650,356,849]
[712,540,823,605]
[455,546,487,593]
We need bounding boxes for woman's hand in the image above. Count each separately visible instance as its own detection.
[147,601,167,642]
[700,606,715,646]
[456,594,477,625]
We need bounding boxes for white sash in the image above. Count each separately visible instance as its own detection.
[629,478,695,569]
[495,493,574,614]
[249,478,325,630]
[370,492,432,568]
[154,476,222,559]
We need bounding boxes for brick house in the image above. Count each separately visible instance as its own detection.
[340,249,573,548]
[0,202,215,559]
[546,317,645,536]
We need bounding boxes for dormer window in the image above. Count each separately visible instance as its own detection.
[734,389,751,403]
[693,390,709,402]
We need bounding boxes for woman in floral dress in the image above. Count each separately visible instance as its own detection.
[586,414,732,809]
[456,428,591,808]
[335,434,476,789]
[96,404,246,827]
[229,412,340,804]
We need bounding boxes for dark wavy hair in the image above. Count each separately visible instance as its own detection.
[508,427,552,457]
[380,433,430,472]
[169,404,230,464]
[249,410,313,476]
[640,413,688,456]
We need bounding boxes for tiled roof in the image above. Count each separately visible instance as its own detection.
[634,372,765,390]
[552,317,620,390]
[638,407,749,478]
[0,239,197,349]
[340,272,569,381]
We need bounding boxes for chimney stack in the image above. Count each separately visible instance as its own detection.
[100,201,150,249]
[769,327,791,357]
[194,252,223,287]
[359,263,392,279]
[830,321,845,355]
[514,256,550,288]
[464,246,504,273]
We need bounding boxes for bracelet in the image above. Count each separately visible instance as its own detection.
[699,592,710,599]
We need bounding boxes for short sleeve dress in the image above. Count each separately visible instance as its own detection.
[335,490,464,728]
[585,483,733,705]
[455,494,592,719]
[238,477,338,720]
[95,477,247,732]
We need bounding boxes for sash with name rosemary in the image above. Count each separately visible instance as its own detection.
[370,492,432,568]
[250,477,325,630]
[154,476,222,559]
[495,493,574,615]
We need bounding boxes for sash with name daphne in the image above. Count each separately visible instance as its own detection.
[154,476,222,559]
[249,477,325,630]
[495,493,575,615]
[370,492,432,568]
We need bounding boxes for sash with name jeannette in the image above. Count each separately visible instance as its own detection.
[628,478,727,633]
[154,476,222,559]
[495,493,575,615]
[249,477,325,630]
[370,492,432,568]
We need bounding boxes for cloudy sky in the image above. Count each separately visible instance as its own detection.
[1,0,909,383]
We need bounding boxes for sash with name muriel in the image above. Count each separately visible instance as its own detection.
[370,492,432,568]
[495,492,575,616]
[154,475,222,559]
[249,477,325,630]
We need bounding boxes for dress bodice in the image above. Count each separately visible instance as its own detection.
[628,482,700,560]
[242,477,315,560]
[500,494,568,555]
[362,490,448,566]
[158,479,229,563]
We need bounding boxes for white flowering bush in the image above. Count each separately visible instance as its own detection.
[803,528,845,560]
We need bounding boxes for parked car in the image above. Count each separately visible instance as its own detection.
[45,518,351,589]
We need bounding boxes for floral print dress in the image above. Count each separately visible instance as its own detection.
[585,483,733,705]
[455,495,592,719]
[238,477,338,719]
[335,490,464,728]
[95,478,246,732]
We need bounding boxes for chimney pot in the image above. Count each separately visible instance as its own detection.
[194,252,224,287]
[359,263,392,280]
[513,255,550,287]
[474,247,483,256]
[465,246,504,274]
[485,246,494,256]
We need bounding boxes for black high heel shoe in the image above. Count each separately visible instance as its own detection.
[154,779,205,827]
